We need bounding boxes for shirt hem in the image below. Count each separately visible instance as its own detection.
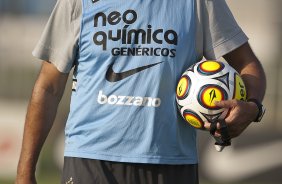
[205,30,249,60]
[32,45,73,73]
[64,151,198,165]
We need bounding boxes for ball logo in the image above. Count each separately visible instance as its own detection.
[198,85,227,110]
[176,76,190,99]
[183,110,204,129]
[198,61,224,75]
[234,74,247,100]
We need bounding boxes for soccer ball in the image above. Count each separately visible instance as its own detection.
[176,60,247,130]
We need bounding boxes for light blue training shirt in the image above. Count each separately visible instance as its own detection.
[64,0,199,164]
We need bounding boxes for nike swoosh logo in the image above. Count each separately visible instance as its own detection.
[202,139,282,182]
[105,61,163,82]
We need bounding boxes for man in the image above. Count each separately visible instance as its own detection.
[16,0,266,183]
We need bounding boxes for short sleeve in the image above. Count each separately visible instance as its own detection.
[32,0,81,73]
[196,0,249,60]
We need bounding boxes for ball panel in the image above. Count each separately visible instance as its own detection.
[183,110,204,129]
[233,73,247,101]
[198,84,228,110]
[214,73,230,90]
[197,61,224,75]
[176,76,190,99]
[201,112,223,123]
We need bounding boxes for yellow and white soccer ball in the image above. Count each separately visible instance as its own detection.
[176,60,247,129]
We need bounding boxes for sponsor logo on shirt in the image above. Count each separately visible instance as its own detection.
[97,90,161,107]
[92,9,178,58]
[91,9,178,82]
[105,61,163,82]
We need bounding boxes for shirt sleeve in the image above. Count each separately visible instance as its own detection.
[32,0,81,73]
[196,0,249,60]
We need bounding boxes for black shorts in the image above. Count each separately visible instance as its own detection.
[61,157,199,184]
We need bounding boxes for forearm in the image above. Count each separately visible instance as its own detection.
[224,42,266,102]
[16,61,68,182]
[240,61,266,102]
[17,84,61,178]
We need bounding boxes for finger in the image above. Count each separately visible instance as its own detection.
[214,132,221,137]
[204,122,210,129]
[215,100,237,108]
[204,123,222,138]
[204,122,220,130]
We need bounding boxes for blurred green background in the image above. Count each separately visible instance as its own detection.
[0,0,282,183]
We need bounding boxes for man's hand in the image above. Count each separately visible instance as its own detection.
[204,99,259,138]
